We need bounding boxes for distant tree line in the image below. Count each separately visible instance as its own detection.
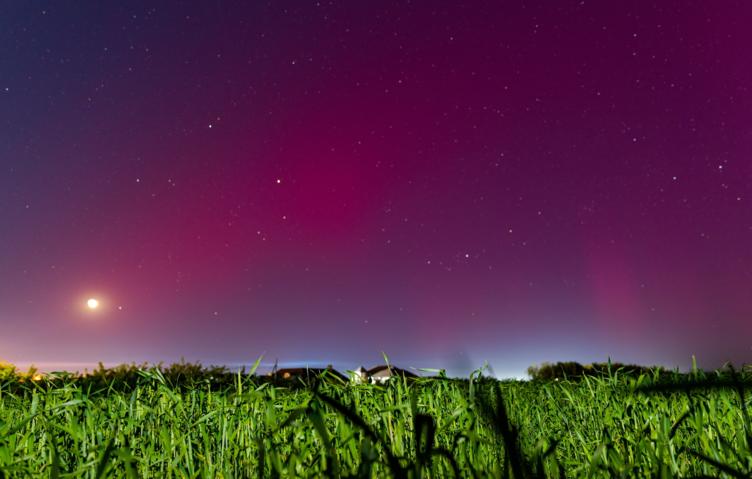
[0,360,237,391]
[526,361,668,380]
[0,361,38,381]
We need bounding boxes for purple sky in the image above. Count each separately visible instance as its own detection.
[1,2,751,376]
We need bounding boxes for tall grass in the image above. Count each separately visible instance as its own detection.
[0,363,750,477]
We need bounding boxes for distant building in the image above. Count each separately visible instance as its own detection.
[350,366,369,383]
[270,364,418,384]
[366,365,418,384]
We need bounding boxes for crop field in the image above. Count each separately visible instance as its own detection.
[0,363,750,478]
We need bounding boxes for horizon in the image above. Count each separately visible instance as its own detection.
[7,355,712,380]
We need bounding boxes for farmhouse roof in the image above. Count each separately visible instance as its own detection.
[367,365,418,378]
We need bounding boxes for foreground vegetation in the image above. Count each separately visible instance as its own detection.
[0,360,751,478]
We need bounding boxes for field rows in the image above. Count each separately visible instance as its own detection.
[0,367,750,478]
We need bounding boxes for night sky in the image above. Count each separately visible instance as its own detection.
[2,2,751,377]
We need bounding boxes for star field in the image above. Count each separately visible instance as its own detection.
[1,2,751,376]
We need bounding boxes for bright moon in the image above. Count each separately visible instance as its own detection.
[87,298,99,310]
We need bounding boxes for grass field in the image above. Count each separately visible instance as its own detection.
[0,362,750,478]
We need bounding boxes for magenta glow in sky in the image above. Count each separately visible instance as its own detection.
[1,2,751,376]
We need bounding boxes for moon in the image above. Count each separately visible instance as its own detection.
[87,298,99,310]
